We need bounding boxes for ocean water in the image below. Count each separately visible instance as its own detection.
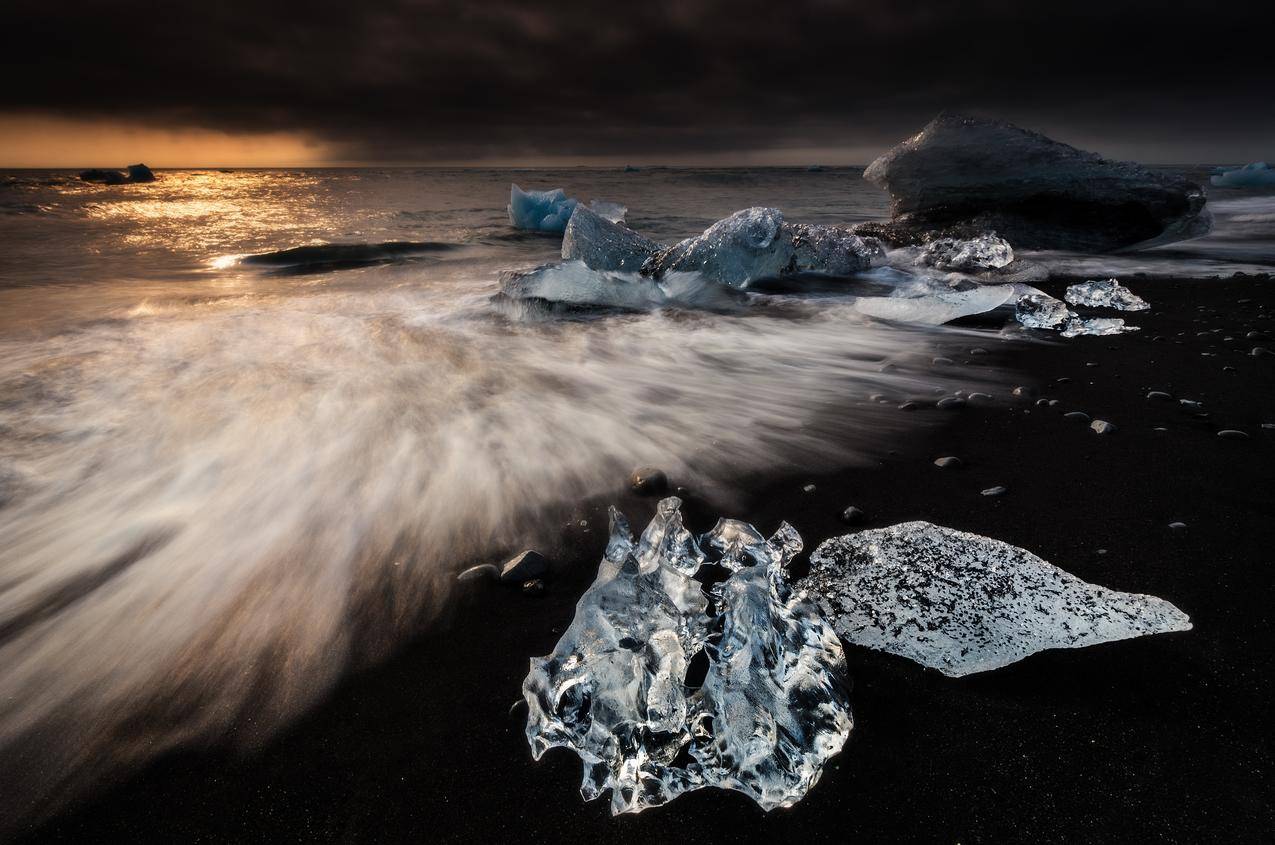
[0,166,1270,824]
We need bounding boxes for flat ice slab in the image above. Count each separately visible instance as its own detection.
[522,498,851,814]
[800,521,1191,677]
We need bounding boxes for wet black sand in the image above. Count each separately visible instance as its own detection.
[18,276,1275,843]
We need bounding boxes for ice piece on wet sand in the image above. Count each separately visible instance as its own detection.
[561,204,661,272]
[914,233,1014,272]
[1061,316,1138,337]
[643,208,883,287]
[1015,292,1073,329]
[500,261,742,311]
[508,185,625,233]
[522,498,851,814]
[1210,162,1275,188]
[851,283,1015,325]
[1064,278,1150,311]
[799,522,1191,677]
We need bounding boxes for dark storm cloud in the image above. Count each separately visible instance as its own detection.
[5,0,1274,161]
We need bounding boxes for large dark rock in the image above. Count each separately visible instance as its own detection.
[126,163,156,183]
[858,114,1211,252]
[79,163,156,185]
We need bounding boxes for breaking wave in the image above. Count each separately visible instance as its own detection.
[0,281,1002,830]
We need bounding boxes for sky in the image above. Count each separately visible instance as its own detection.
[3,0,1273,167]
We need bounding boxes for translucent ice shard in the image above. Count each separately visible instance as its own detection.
[561,204,662,272]
[1060,316,1139,337]
[587,199,628,224]
[523,498,851,814]
[499,261,743,312]
[1015,292,1073,329]
[914,233,1015,272]
[1064,278,1150,311]
[851,283,1016,325]
[799,522,1191,677]
[508,184,578,232]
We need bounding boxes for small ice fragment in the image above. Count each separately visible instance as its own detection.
[1210,162,1275,188]
[523,498,851,814]
[1064,279,1149,311]
[1060,316,1139,338]
[914,233,1014,272]
[1015,292,1073,329]
[508,184,578,232]
[587,199,627,224]
[799,521,1191,677]
[561,205,661,272]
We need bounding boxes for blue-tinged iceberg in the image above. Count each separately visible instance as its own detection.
[1210,162,1275,188]
[508,184,627,233]
[522,498,851,814]
[508,184,577,232]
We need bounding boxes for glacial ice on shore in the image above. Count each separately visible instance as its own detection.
[1064,279,1150,311]
[642,208,884,287]
[1060,316,1138,337]
[1210,162,1275,188]
[522,498,851,814]
[851,283,1016,325]
[1015,292,1073,329]
[561,205,661,272]
[500,261,744,311]
[915,234,1014,272]
[799,522,1192,677]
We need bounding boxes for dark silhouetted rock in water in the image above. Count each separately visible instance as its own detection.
[126,163,156,183]
[79,163,156,185]
[855,114,1211,252]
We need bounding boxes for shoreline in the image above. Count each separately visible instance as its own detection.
[15,275,1275,843]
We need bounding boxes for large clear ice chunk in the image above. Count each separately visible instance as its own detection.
[642,208,883,287]
[1064,278,1150,311]
[799,522,1191,677]
[561,205,662,272]
[643,207,791,287]
[914,233,1015,272]
[523,498,851,814]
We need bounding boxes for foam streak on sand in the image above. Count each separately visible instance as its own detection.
[0,281,994,826]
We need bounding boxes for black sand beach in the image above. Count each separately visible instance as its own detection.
[17,275,1274,843]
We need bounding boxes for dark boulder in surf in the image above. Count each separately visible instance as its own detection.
[856,114,1211,253]
[79,163,156,185]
